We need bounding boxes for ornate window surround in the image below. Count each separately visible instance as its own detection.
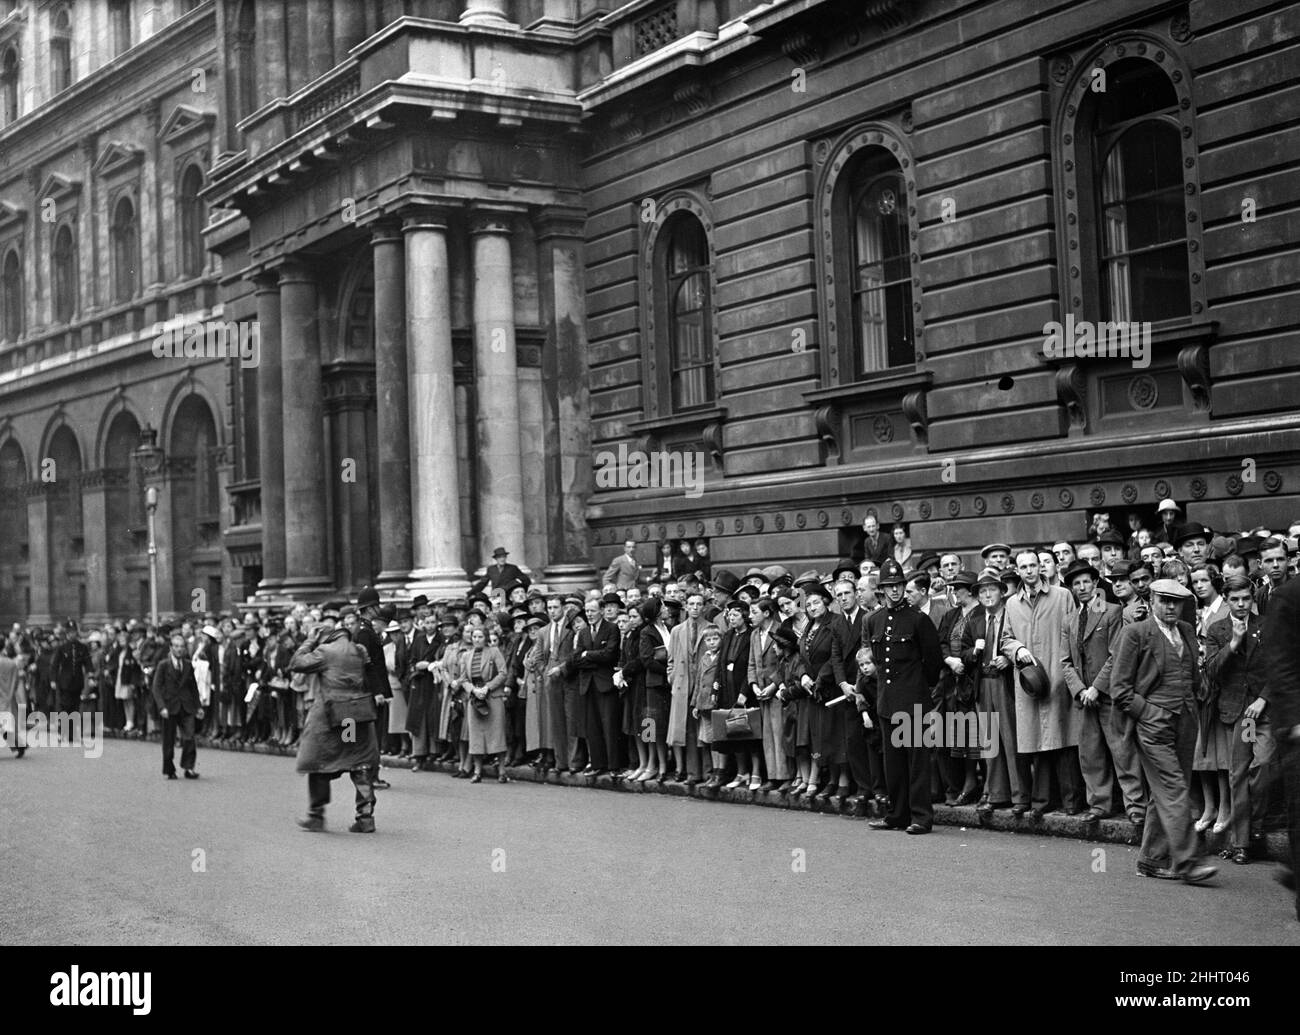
[629,189,726,444]
[1048,30,1217,434]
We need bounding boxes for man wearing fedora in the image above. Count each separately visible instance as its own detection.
[1063,558,1142,825]
[473,546,531,594]
[354,586,393,791]
[1110,579,1218,884]
[867,559,942,833]
[1174,522,1212,570]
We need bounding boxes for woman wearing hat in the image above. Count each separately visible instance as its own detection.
[796,581,848,802]
[691,622,723,783]
[521,616,550,765]
[458,625,509,783]
[747,598,790,792]
[936,571,983,805]
[438,622,476,774]
[406,613,447,770]
[107,626,144,735]
[382,616,410,758]
[259,625,298,747]
[715,599,757,790]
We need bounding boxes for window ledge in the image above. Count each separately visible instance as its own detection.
[803,369,932,406]
[626,405,726,436]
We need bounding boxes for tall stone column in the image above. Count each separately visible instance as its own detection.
[372,223,413,594]
[253,271,286,597]
[404,211,469,597]
[460,0,513,27]
[25,485,51,627]
[256,0,289,101]
[306,0,335,83]
[535,207,597,591]
[332,0,367,60]
[278,260,333,599]
[80,472,111,624]
[284,0,309,94]
[470,210,527,569]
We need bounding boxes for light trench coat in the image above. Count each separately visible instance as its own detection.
[1002,582,1085,753]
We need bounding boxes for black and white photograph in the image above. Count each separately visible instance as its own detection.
[0,0,1297,1005]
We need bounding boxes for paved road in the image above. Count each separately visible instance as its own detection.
[2,738,1296,945]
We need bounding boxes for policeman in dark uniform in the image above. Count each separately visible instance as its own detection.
[867,559,943,834]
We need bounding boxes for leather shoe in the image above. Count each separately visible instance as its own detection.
[348,818,376,833]
[165,772,177,780]
[954,790,980,806]
[1231,848,1249,865]
[904,824,931,835]
[1136,863,1180,880]
[1183,863,1218,884]
[844,794,865,810]
[372,778,391,790]
[579,765,598,776]
[1027,806,1047,820]
[183,770,199,780]
[1010,804,1029,816]
[868,819,903,830]
[297,816,325,832]
[702,775,723,790]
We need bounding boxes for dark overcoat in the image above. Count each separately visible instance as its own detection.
[292,629,379,775]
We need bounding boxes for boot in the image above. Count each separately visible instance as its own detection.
[348,817,376,833]
[297,814,325,832]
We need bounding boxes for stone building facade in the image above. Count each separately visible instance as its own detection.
[0,0,224,626]
[3,0,1296,622]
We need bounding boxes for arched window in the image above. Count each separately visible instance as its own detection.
[849,157,914,375]
[53,224,77,323]
[50,6,72,94]
[1,46,18,125]
[1089,59,1188,322]
[1059,49,1204,325]
[109,0,132,58]
[662,213,714,412]
[1,249,22,341]
[111,196,138,303]
[179,164,206,278]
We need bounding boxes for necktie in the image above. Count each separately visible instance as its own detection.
[1077,606,1088,658]
[688,619,697,647]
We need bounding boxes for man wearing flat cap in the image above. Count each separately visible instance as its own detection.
[472,546,531,595]
[980,543,1012,573]
[866,559,943,833]
[1109,578,1218,884]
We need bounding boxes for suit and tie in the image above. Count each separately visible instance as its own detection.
[1205,611,1273,851]
[1110,616,1203,875]
[574,617,621,771]
[860,533,891,568]
[152,652,200,776]
[1067,594,1143,819]
[1261,577,1300,918]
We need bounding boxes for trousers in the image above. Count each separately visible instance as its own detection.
[882,708,932,828]
[1135,703,1198,875]
[583,690,620,771]
[161,711,197,775]
[307,769,375,820]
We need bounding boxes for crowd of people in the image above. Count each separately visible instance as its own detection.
[3,510,1298,888]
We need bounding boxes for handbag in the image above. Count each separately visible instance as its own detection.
[324,696,377,728]
[712,707,761,740]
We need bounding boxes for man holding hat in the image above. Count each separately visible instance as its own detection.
[1063,558,1141,824]
[1109,578,1218,883]
[1001,549,1087,819]
[866,559,942,833]
[473,546,531,594]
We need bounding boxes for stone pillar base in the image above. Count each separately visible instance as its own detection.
[541,563,598,596]
[276,575,336,604]
[373,570,414,600]
[82,612,112,627]
[406,568,471,600]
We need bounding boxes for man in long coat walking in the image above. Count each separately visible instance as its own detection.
[293,605,383,833]
[1001,549,1086,818]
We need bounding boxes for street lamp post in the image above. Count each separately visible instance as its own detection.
[145,485,159,627]
[133,424,164,626]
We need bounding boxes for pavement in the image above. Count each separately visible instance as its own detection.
[2,737,1297,945]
